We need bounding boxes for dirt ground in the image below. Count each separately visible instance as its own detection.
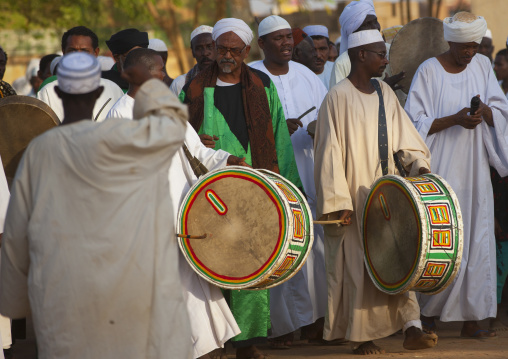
[11,305,508,358]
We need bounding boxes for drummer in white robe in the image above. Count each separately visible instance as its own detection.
[314,30,437,355]
[106,47,243,359]
[250,16,328,344]
[405,12,508,338]
[0,53,192,359]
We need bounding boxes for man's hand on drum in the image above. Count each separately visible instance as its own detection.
[227,155,251,167]
[199,134,219,148]
[383,70,405,92]
[419,167,431,175]
[286,118,303,135]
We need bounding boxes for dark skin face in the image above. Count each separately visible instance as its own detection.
[438,41,479,72]
[215,32,250,80]
[0,51,5,80]
[478,37,494,61]
[38,63,53,81]
[191,33,216,71]
[311,37,329,74]
[258,29,294,66]
[328,44,338,62]
[355,14,381,32]
[348,41,388,92]
[494,54,508,83]
[292,36,317,70]
[63,35,99,56]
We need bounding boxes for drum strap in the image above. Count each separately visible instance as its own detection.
[370,79,407,177]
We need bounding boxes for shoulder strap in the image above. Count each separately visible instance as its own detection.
[370,79,407,177]
[371,79,389,176]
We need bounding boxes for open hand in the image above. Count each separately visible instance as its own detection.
[383,71,405,92]
[227,156,251,167]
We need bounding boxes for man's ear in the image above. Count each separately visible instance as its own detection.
[245,45,251,57]
[292,47,300,61]
[258,37,265,50]
[94,47,100,57]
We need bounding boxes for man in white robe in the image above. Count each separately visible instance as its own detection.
[38,26,123,122]
[170,26,215,97]
[108,48,243,359]
[314,30,437,355]
[0,53,192,359]
[405,11,508,338]
[250,16,328,345]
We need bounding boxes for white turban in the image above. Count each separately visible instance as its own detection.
[57,53,101,94]
[191,25,213,42]
[213,18,253,46]
[348,30,384,49]
[148,38,168,52]
[339,0,376,55]
[443,12,487,44]
[302,25,329,38]
[258,15,291,37]
[50,56,62,76]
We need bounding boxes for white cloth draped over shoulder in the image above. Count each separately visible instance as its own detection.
[106,93,135,119]
[108,90,240,358]
[405,55,508,321]
[249,60,328,336]
[317,61,334,90]
[0,79,192,359]
[38,78,124,122]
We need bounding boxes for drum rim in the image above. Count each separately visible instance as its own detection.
[363,174,428,294]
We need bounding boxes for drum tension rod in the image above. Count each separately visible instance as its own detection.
[313,219,346,225]
[176,233,208,239]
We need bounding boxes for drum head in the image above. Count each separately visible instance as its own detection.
[389,17,449,94]
[363,178,422,292]
[179,168,287,288]
[0,96,59,184]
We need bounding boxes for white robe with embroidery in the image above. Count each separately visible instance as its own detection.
[0,79,192,359]
[405,55,508,321]
[250,60,328,336]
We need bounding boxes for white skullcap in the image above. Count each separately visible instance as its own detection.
[302,25,329,38]
[258,15,291,37]
[191,25,213,41]
[339,0,376,55]
[213,18,253,46]
[148,38,168,52]
[26,58,40,80]
[57,53,101,94]
[348,30,384,49]
[484,28,492,39]
[443,12,487,44]
[50,56,62,75]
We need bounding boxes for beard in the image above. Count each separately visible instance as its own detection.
[220,58,236,74]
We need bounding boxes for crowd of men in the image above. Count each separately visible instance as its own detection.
[0,0,508,358]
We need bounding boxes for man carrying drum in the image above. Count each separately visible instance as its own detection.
[314,29,437,355]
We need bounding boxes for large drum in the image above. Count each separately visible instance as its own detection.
[363,174,463,295]
[177,166,313,290]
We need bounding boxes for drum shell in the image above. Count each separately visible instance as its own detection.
[177,166,314,290]
[363,173,463,295]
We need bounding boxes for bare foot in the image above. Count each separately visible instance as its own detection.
[352,341,385,355]
[236,345,267,359]
[490,318,508,332]
[403,326,438,350]
[461,321,497,339]
[420,314,437,334]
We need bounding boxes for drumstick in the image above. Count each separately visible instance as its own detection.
[176,233,207,239]
[297,106,316,121]
[313,219,346,224]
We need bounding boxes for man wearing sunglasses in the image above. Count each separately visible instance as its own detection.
[180,17,302,359]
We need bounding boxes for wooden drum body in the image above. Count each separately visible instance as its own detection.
[363,174,463,295]
[177,166,313,290]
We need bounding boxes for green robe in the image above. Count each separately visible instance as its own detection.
[179,75,302,345]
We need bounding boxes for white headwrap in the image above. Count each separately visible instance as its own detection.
[258,15,291,37]
[443,12,487,44]
[148,38,168,52]
[339,0,376,55]
[50,56,62,76]
[191,25,213,42]
[348,30,384,49]
[484,28,492,40]
[212,18,253,46]
[57,53,101,94]
[302,25,329,38]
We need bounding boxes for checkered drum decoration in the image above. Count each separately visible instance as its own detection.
[362,174,463,295]
[177,166,313,290]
